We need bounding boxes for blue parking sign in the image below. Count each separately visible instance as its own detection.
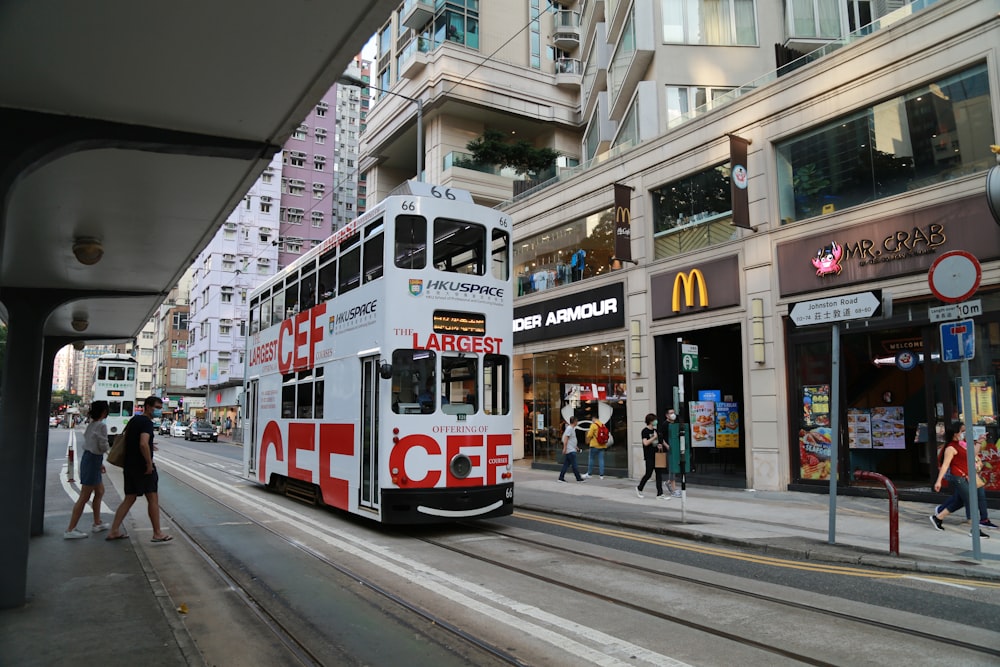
[940,319,975,363]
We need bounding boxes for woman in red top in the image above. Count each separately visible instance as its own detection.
[930,426,989,538]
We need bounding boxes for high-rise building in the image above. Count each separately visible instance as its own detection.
[333,56,371,229]
[357,0,1000,497]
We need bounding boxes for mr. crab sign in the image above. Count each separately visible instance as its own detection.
[812,240,843,277]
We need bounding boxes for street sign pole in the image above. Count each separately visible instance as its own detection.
[829,323,840,544]
[958,336,982,559]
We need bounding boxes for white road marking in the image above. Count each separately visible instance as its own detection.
[903,576,976,591]
[157,453,694,667]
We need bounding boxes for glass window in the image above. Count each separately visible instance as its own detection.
[284,273,300,317]
[339,247,361,294]
[98,367,106,380]
[297,373,313,419]
[300,270,316,310]
[127,367,136,381]
[776,63,993,224]
[661,0,758,45]
[363,226,384,283]
[491,229,510,281]
[281,374,295,418]
[514,208,616,296]
[391,349,437,414]
[271,288,285,327]
[650,162,734,259]
[318,252,337,302]
[484,354,510,416]
[442,354,478,415]
[395,215,427,269]
[314,368,325,419]
[108,366,125,381]
[434,218,485,275]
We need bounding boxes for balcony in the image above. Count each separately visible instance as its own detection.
[398,37,433,78]
[552,10,581,50]
[400,0,433,30]
[555,57,583,87]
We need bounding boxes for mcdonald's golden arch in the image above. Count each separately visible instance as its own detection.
[672,269,709,311]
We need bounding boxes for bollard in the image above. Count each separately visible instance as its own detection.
[854,469,898,556]
[67,444,75,483]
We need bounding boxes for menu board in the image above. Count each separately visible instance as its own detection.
[871,406,905,449]
[847,408,871,449]
[800,385,832,480]
[956,376,997,425]
[715,402,739,448]
[689,401,716,448]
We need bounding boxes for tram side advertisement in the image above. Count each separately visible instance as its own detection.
[800,385,832,480]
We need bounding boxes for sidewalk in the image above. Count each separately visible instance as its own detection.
[4,457,997,667]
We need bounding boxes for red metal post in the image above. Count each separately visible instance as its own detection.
[66,444,75,483]
[854,470,898,556]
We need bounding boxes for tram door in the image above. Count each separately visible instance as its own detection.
[245,380,258,474]
[359,356,381,511]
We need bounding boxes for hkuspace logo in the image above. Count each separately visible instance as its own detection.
[330,299,378,332]
[421,279,504,302]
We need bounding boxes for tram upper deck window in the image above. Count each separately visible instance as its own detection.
[127,367,135,381]
[284,271,299,317]
[395,215,426,269]
[491,229,510,280]
[363,221,384,283]
[391,349,437,414]
[250,297,261,335]
[108,366,126,381]
[259,295,272,331]
[434,219,485,275]
[271,285,285,327]
[339,246,361,294]
[318,250,336,302]
[300,269,317,310]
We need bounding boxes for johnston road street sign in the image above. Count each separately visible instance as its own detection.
[789,290,882,327]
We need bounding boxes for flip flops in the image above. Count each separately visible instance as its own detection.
[105,532,128,541]
[151,535,173,543]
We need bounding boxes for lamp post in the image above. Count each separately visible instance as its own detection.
[338,73,423,182]
[203,321,212,422]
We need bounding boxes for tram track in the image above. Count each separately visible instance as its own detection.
[408,518,1000,665]
[154,447,528,667]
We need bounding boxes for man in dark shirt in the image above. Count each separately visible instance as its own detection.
[105,396,173,542]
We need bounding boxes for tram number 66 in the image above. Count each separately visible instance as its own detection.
[505,487,514,499]
[430,187,457,200]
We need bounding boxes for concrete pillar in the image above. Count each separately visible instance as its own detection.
[30,338,72,536]
[0,290,53,608]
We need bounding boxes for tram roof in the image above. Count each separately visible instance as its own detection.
[0,1,398,341]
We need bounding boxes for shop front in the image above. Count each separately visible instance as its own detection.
[778,195,1000,497]
[650,255,748,487]
[514,283,628,475]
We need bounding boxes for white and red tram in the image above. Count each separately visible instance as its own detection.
[243,182,514,523]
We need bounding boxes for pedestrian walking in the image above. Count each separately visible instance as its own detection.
[225,415,233,436]
[583,417,610,479]
[64,401,111,539]
[930,426,989,539]
[660,408,681,497]
[636,413,667,499]
[105,396,173,543]
[558,415,585,483]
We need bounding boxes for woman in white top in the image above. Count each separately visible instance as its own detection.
[64,401,111,539]
[558,415,585,482]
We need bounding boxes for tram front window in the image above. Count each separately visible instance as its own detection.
[391,349,437,414]
[442,354,478,415]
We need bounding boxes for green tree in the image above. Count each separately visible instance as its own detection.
[467,129,558,176]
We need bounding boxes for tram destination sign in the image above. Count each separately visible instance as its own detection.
[789,290,882,327]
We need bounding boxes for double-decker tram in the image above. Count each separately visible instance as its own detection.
[243,182,514,524]
[92,353,138,440]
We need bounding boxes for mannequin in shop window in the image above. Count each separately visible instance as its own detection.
[570,248,586,281]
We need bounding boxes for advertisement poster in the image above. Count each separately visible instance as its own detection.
[956,377,997,425]
[871,406,905,449]
[689,401,716,448]
[715,402,739,448]
[973,428,1000,491]
[847,408,871,449]
[800,385,831,479]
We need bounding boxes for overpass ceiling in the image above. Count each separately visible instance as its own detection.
[0,1,398,340]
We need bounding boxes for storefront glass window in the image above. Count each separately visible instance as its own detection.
[522,342,627,471]
[776,63,993,224]
[515,207,616,296]
[650,163,735,259]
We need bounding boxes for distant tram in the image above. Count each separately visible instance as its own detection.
[243,182,514,523]
[92,353,138,440]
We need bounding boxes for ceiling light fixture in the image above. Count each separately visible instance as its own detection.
[73,237,104,265]
[71,317,89,332]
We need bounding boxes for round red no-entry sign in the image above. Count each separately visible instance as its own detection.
[928,250,981,303]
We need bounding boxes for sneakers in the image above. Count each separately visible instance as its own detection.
[581,473,590,479]
[970,529,991,539]
[599,475,604,480]
[91,523,109,533]
[672,491,682,498]
[557,478,567,483]
[635,487,644,499]
[980,519,999,529]
[577,478,586,483]
[929,514,944,531]
[656,494,671,500]
[63,529,89,540]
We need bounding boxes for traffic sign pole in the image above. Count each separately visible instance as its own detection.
[960,353,982,559]
[828,323,840,545]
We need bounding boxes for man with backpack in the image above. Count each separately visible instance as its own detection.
[583,417,611,479]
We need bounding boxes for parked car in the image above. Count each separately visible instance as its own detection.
[171,420,188,438]
[185,419,218,443]
[48,416,60,428]
[158,419,173,435]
